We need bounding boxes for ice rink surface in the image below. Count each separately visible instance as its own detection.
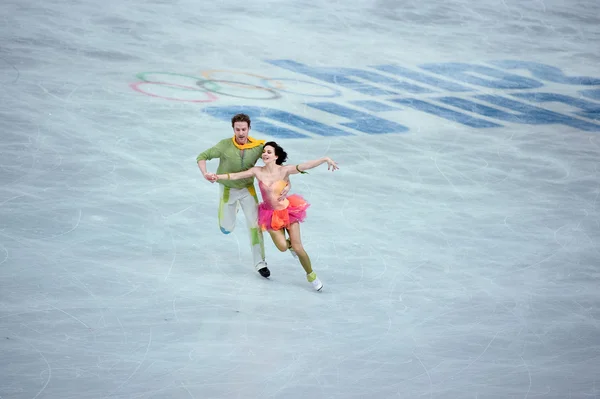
[1,0,600,397]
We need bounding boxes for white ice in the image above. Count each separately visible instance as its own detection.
[1,0,600,398]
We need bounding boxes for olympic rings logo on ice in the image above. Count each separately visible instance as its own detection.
[129,70,342,103]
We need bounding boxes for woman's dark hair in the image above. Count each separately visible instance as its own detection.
[264,141,288,165]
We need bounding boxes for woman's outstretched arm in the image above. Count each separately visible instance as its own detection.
[285,157,339,175]
[211,167,258,181]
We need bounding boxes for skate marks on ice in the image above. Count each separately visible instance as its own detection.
[1,0,600,398]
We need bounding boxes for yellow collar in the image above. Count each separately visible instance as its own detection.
[232,136,265,150]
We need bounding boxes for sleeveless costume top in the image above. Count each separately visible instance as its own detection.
[258,180,290,210]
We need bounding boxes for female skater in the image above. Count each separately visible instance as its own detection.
[208,141,339,291]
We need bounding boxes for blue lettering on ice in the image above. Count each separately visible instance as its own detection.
[202,106,352,138]
[419,62,544,89]
[388,98,502,128]
[372,64,473,92]
[490,60,600,85]
[511,92,600,120]
[579,89,600,101]
[201,60,600,137]
[305,102,409,134]
[437,95,600,131]
[347,100,398,112]
[266,59,434,95]
[474,95,600,130]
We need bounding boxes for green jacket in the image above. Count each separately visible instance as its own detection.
[197,138,264,189]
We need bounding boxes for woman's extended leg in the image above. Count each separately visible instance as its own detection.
[287,222,323,291]
[287,223,311,274]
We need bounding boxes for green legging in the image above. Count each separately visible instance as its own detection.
[218,184,265,266]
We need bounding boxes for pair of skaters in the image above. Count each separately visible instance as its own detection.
[197,113,338,291]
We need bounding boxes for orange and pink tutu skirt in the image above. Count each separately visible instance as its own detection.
[257,195,310,231]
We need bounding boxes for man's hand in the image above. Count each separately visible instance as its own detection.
[204,172,218,183]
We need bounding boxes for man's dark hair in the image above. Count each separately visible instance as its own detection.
[231,113,251,127]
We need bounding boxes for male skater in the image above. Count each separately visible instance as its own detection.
[197,113,289,277]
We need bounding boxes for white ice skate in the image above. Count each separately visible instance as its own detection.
[307,271,323,291]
